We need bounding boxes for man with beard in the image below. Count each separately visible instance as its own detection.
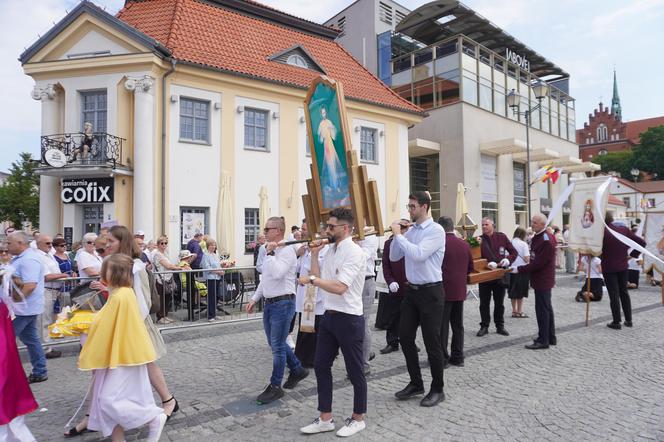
[299,208,367,437]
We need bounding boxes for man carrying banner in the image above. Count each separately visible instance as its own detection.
[601,212,646,329]
[514,214,557,350]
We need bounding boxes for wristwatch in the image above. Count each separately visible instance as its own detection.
[309,275,317,285]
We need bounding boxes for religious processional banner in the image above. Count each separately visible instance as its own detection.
[644,213,664,275]
[568,176,610,256]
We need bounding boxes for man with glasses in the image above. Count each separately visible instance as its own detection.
[36,235,69,359]
[389,191,446,407]
[299,208,367,437]
[247,217,308,405]
[7,231,48,383]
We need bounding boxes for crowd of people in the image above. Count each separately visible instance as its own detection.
[0,191,652,439]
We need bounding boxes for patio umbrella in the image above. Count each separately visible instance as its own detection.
[259,186,270,230]
[217,171,233,255]
[455,183,468,224]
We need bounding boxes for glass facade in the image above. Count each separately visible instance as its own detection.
[390,35,576,142]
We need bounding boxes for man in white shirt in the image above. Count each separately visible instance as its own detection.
[247,217,308,405]
[298,208,368,438]
[36,234,69,359]
[357,232,379,374]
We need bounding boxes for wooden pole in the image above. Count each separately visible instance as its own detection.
[659,270,664,305]
[584,274,591,327]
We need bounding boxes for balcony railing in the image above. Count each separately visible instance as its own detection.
[40,133,125,168]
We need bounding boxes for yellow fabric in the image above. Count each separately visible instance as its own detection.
[78,287,156,370]
[48,310,96,338]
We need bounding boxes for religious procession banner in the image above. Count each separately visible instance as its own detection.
[568,176,610,256]
[644,213,664,276]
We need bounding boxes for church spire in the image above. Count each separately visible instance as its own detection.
[611,69,622,120]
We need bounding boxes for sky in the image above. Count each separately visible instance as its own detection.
[1,0,663,172]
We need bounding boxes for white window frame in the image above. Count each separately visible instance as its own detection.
[244,208,260,252]
[244,107,270,152]
[360,126,378,164]
[596,123,608,142]
[179,97,211,144]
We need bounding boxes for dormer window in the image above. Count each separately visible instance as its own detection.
[268,45,325,73]
[287,54,307,68]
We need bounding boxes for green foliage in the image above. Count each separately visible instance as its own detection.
[633,125,664,178]
[591,150,634,178]
[465,236,480,248]
[0,153,40,228]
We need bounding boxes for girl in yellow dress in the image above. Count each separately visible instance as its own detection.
[78,254,166,441]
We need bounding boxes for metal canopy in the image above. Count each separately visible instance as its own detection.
[395,0,568,79]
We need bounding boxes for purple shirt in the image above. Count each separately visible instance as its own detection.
[442,233,474,301]
[518,230,555,290]
[601,223,646,274]
[382,238,406,296]
[187,238,203,269]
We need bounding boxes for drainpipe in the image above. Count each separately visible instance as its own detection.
[161,58,177,235]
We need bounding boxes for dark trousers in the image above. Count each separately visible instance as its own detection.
[384,295,403,347]
[604,270,632,324]
[441,300,464,363]
[478,281,506,328]
[314,311,367,414]
[628,269,640,288]
[295,313,322,368]
[534,289,556,345]
[399,284,445,391]
[206,279,218,319]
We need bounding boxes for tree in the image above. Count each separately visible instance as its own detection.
[591,149,634,179]
[633,125,664,178]
[0,152,40,228]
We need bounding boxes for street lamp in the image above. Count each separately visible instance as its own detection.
[630,168,640,182]
[507,80,549,222]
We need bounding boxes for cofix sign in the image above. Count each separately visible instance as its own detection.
[61,178,114,204]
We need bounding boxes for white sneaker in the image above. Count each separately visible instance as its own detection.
[300,417,335,434]
[286,334,295,350]
[336,417,366,437]
[147,413,167,441]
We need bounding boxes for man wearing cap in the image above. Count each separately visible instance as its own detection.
[247,216,308,405]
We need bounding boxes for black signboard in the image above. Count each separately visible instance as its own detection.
[64,227,73,250]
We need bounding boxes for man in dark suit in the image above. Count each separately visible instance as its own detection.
[601,213,646,329]
[477,218,517,337]
[438,217,473,367]
[380,221,409,354]
[515,214,556,349]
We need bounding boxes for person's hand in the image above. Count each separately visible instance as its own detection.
[298,275,310,286]
[246,301,256,313]
[510,266,518,273]
[90,280,107,291]
[266,241,278,253]
[390,221,402,236]
[389,282,399,293]
[499,258,510,268]
[309,240,326,254]
[487,261,497,270]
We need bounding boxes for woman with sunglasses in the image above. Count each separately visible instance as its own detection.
[0,243,10,266]
[152,236,182,324]
[52,238,75,304]
[75,233,102,280]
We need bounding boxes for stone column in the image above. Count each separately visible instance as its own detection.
[124,75,155,239]
[33,84,61,235]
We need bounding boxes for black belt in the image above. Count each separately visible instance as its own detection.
[365,276,375,280]
[406,281,442,290]
[264,294,294,304]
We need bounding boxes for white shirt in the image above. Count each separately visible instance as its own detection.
[628,257,641,271]
[76,250,102,279]
[389,218,445,284]
[511,238,530,274]
[38,249,63,289]
[295,246,328,315]
[581,256,602,279]
[255,244,267,275]
[359,235,379,277]
[251,245,297,302]
[320,237,365,316]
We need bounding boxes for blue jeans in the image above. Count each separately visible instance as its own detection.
[13,315,47,377]
[263,298,302,386]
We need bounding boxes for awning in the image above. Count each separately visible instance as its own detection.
[512,148,559,162]
[409,138,441,157]
[561,162,601,173]
[479,138,527,156]
[537,155,582,167]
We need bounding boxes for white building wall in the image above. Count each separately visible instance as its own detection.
[351,117,387,222]
[59,30,130,60]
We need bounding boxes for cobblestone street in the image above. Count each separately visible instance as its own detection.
[23,273,664,441]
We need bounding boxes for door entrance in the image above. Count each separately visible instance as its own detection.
[82,204,104,234]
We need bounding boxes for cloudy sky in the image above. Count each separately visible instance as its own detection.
[1,0,663,171]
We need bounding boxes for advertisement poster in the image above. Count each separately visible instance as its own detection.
[568,177,610,256]
[181,211,205,245]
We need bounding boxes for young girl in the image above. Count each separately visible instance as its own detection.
[78,254,166,442]
[576,254,604,302]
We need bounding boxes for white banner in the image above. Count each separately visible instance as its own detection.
[644,213,664,275]
[568,177,610,255]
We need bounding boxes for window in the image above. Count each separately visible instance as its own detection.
[337,16,346,35]
[286,54,308,68]
[596,123,608,142]
[379,2,393,25]
[305,131,311,156]
[360,127,377,163]
[81,90,107,133]
[244,108,269,150]
[180,98,210,143]
[648,198,656,208]
[244,208,260,252]
[599,149,608,156]
[623,197,630,208]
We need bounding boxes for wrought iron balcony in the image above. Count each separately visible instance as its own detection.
[40,133,125,169]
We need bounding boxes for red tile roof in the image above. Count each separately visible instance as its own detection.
[616,177,664,194]
[116,0,423,115]
[608,195,626,207]
[625,116,664,144]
